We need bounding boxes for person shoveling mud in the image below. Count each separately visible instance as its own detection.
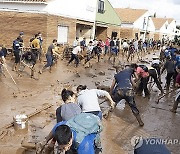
[110,64,144,126]
[76,85,115,120]
[19,50,37,78]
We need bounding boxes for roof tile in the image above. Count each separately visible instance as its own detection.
[115,8,148,23]
[151,17,168,30]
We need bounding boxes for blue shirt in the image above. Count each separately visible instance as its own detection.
[114,68,134,90]
[175,55,180,67]
[164,50,170,57]
[169,48,177,60]
[52,122,96,154]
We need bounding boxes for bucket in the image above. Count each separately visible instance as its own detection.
[13,114,28,131]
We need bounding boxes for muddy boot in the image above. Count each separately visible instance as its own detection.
[170,101,178,113]
[135,114,144,127]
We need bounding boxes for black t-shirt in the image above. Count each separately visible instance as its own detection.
[164,60,175,73]
[93,46,102,54]
[2,47,7,57]
[114,68,134,89]
[22,51,36,64]
[0,50,4,57]
[29,37,34,43]
[110,40,115,47]
[46,44,55,56]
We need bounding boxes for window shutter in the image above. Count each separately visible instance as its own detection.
[58,26,68,44]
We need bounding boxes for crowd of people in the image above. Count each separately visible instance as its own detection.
[0,32,179,154]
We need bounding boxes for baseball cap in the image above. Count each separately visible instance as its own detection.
[19,32,24,35]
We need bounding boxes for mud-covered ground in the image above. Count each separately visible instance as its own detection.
[0,51,180,154]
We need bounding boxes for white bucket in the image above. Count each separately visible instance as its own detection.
[13,114,28,131]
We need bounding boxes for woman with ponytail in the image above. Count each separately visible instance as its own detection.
[56,88,81,122]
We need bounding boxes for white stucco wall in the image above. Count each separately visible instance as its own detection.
[0,0,97,22]
[167,20,176,33]
[146,18,155,32]
[167,20,176,39]
[159,21,168,34]
[44,0,97,22]
[121,23,133,28]
[0,2,46,13]
[134,11,155,32]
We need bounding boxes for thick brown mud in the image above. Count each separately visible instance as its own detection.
[0,52,180,154]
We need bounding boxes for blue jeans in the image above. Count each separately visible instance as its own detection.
[45,54,53,68]
[105,45,109,55]
[68,53,79,66]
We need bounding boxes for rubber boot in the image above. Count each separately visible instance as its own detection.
[135,114,144,127]
[170,101,178,113]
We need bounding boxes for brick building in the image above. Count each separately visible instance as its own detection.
[0,10,76,50]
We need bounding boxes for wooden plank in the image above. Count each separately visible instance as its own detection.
[0,104,53,130]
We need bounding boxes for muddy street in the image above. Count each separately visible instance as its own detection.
[0,52,180,154]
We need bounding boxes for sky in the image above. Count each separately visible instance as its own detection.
[109,0,180,25]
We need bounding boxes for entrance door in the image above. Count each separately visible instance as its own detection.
[58,26,68,44]
[111,31,117,39]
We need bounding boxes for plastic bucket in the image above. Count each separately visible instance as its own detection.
[13,114,28,131]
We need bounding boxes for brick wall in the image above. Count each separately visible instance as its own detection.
[0,11,76,51]
[133,29,140,39]
[148,32,154,40]
[46,15,76,48]
[107,25,121,40]
[0,11,47,49]
[120,28,133,39]
[96,26,107,41]
[154,32,160,41]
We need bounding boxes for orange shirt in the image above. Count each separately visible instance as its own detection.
[32,38,40,49]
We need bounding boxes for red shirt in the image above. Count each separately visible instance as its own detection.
[105,39,110,46]
[136,67,149,78]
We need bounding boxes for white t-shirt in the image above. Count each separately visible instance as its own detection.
[87,45,94,52]
[123,42,128,48]
[152,59,160,65]
[77,89,109,112]
[133,41,138,49]
[73,40,79,47]
[72,46,81,54]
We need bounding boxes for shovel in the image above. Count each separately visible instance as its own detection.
[156,89,176,104]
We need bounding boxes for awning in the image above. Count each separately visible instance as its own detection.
[96,23,108,28]
[76,20,94,26]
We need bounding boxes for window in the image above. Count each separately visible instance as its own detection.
[165,24,168,29]
[58,26,68,44]
[98,0,105,13]
[111,31,117,38]
[135,33,138,40]
[143,17,146,29]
